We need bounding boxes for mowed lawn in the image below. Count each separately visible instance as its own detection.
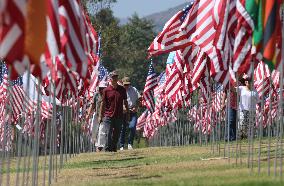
[53,144,284,186]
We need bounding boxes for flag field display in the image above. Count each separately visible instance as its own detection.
[0,0,284,185]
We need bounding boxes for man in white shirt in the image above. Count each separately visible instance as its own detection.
[237,75,259,139]
[119,77,141,150]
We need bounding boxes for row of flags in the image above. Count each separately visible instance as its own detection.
[139,0,284,138]
[0,0,101,99]
[0,0,113,149]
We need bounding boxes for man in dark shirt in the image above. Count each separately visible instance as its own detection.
[98,71,129,152]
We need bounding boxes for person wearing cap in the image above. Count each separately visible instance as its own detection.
[98,71,129,152]
[86,81,108,151]
[237,74,259,139]
[119,76,141,150]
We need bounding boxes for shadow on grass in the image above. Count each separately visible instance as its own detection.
[92,156,145,164]
[119,174,162,180]
[66,156,145,169]
[92,164,140,170]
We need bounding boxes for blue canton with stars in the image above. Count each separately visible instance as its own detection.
[147,62,156,77]
[98,64,108,81]
[158,71,166,85]
[180,1,194,22]
[0,62,23,86]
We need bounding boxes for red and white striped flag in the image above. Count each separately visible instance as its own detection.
[254,61,270,98]
[143,62,158,113]
[232,0,254,73]
[0,0,26,79]
[58,0,89,79]
[148,2,194,56]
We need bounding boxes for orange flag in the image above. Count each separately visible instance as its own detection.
[24,0,47,67]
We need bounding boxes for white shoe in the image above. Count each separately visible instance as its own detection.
[120,147,124,151]
[128,144,133,150]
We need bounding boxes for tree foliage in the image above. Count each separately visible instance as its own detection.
[89,8,166,90]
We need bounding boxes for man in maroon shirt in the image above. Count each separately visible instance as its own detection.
[98,71,129,152]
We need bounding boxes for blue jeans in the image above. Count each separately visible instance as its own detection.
[228,108,237,141]
[103,117,123,152]
[119,112,138,147]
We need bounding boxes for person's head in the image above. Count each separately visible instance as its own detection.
[98,81,108,94]
[109,71,119,86]
[122,76,131,90]
[240,74,252,89]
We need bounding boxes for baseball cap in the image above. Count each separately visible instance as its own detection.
[122,76,131,85]
[109,71,118,78]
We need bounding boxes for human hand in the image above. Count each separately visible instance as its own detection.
[131,107,137,113]
[98,116,102,123]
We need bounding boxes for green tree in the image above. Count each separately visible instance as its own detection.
[117,14,165,90]
[87,6,166,90]
[90,8,121,71]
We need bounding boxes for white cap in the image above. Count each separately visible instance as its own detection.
[99,81,108,88]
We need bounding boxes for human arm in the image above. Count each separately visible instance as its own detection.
[98,92,106,123]
[124,99,130,122]
[131,88,141,113]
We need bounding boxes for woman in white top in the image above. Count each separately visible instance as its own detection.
[237,75,259,140]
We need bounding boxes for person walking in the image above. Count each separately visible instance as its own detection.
[119,77,141,150]
[98,71,129,152]
[86,81,108,151]
[221,87,237,141]
[237,75,259,140]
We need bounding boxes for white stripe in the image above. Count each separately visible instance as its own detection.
[0,24,22,58]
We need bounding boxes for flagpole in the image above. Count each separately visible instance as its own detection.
[5,65,12,186]
[257,65,266,175]
[278,5,284,178]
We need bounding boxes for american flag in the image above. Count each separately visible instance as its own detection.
[153,72,166,124]
[232,0,254,74]
[148,2,194,56]
[58,0,89,79]
[164,51,184,109]
[180,0,226,74]
[0,63,36,122]
[88,64,108,98]
[136,110,149,131]
[0,0,26,79]
[143,62,158,113]
[254,61,270,98]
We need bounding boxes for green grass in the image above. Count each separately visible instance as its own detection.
[52,144,284,186]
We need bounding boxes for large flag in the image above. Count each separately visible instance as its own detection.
[58,0,89,78]
[262,0,282,69]
[232,0,254,74]
[0,0,26,79]
[148,2,194,56]
[24,0,47,76]
[245,0,263,48]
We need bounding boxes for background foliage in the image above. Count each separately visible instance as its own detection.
[83,0,166,90]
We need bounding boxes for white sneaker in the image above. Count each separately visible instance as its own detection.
[128,144,133,150]
[120,147,124,151]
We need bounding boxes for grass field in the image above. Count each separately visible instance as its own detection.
[51,143,284,186]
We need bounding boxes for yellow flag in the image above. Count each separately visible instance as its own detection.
[24,0,47,66]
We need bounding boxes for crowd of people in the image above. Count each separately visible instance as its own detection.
[87,71,141,152]
[87,72,260,153]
